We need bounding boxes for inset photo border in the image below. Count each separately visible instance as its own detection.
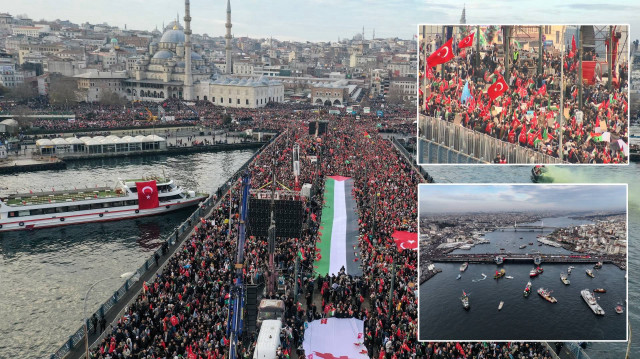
[416,25,630,165]
[417,183,628,341]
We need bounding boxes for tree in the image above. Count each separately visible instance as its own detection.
[99,90,126,106]
[8,83,37,102]
[386,86,405,105]
[48,74,80,106]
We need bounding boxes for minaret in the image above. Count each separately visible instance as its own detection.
[183,0,194,100]
[225,0,232,74]
[460,4,467,24]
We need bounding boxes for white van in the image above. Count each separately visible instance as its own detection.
[253,319,282,359]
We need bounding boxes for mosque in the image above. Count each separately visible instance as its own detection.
[83,0,283,108]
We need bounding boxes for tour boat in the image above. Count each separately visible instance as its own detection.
[460,262,468,272]
[586,269,595,278]
[561,273,570,285]
[461,291,470,310]
[0,177,207,232]
[494,269,506,279]
[523,281,532,297]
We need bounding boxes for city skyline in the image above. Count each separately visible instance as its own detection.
[3,0,639,42]
[419,185,627,214]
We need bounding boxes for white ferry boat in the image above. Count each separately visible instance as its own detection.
[581,289,605,315]
[0,177,207,232]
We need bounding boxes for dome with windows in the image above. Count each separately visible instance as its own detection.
[152,50,174,60]
[160,29,185,44]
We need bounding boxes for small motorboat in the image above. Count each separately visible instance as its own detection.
[505,276,514,279]
[456,274,462,280]
[498,301,504,310]
[593,288,606,293]
[531,165,552,183]
[586,269,595,278]
[615,303,624,314]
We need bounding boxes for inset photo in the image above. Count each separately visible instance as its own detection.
[418,184,628,341]
[417,25,630,164]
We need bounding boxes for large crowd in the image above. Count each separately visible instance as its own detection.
[420,32,629,163]
[81,105,558,359]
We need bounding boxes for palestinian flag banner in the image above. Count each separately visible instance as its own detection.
[315,176,362,277]
[303,318,367,359]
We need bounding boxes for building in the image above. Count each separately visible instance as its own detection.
[75,70,128,102]
[311,80,349,106]
[200,76,283,108]
[389,76,417,101]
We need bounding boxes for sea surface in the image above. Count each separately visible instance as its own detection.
[450,216,594,256]
[0,150,255,358]
[422,164,639,357]
[420,262,626,341]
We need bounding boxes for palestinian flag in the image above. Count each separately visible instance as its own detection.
[315,176,362,277]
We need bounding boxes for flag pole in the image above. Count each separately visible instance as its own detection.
[578,26,583,110]
[476,25,480,76]
[608,25,613,91]
[558,36,565,160]
[422,25,427,112]
[538,26,543,76]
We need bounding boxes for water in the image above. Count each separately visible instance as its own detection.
[450,216,593,256]
[420,263,626,341]
[0,150,255,358]
[422,163,639,357]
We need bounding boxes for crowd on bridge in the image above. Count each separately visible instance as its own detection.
[420,30,629,163]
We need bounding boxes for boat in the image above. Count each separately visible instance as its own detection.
[593,288,606,293]
[538,288,557,303]
[460,262,468,272]
[461,291,470,310]
[500,248,506,251]
[531,165,552,183]
[494,269,506,279]
[536,266,544,274]
[494,256,504,265]
[586,269,595,278]
[594,262,603,269]
[524,281,532,297]
[529,268,539,277]
[581,289,605,315]
[0,177,207,231]
[498,301,504,310]
[560,273,570,285]
[538,243,543,246]
[615,303,624,314]
[456,274,462,280]
[568,266,574,275]
[519,244,527,249]
[505,275,514,279]
[528,242,534,245]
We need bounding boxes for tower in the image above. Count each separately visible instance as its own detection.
[225,0,232,74]
[183,0,194,100]
[460,4,466,24]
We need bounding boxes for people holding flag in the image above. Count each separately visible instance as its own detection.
[419,25,628,164]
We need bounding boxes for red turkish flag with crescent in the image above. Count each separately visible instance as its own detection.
[136,180,159,209]
[458,32,475,49]
[487,76,509,101]
[392,231,418,251]
[427,37,455,68]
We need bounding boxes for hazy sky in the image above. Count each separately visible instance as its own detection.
[419,184,627,214]
[3,0,639,42]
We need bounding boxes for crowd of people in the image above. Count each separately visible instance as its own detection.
[0,96,413,136]
[82,108,560,359]
[420,30,629,163]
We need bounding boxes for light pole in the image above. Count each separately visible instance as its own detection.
[83,272,134,359]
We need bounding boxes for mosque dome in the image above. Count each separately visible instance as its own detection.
[160,29,185,44]
[152,50,174,59]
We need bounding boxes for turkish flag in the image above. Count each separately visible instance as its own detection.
[427,37,454,68]
[487,76,508,100]
[458,32,475,49]
[572,34,577,54]
[392,231,418,251]
[136,180,159,209]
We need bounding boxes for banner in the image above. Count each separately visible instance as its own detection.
[392,231,418,251]
[302,318,367,359]
[315,176,361,276]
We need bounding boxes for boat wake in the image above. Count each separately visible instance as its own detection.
[472,273,488,282]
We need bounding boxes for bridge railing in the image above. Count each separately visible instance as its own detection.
[50,136,276,359]
[419,115,565,164]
